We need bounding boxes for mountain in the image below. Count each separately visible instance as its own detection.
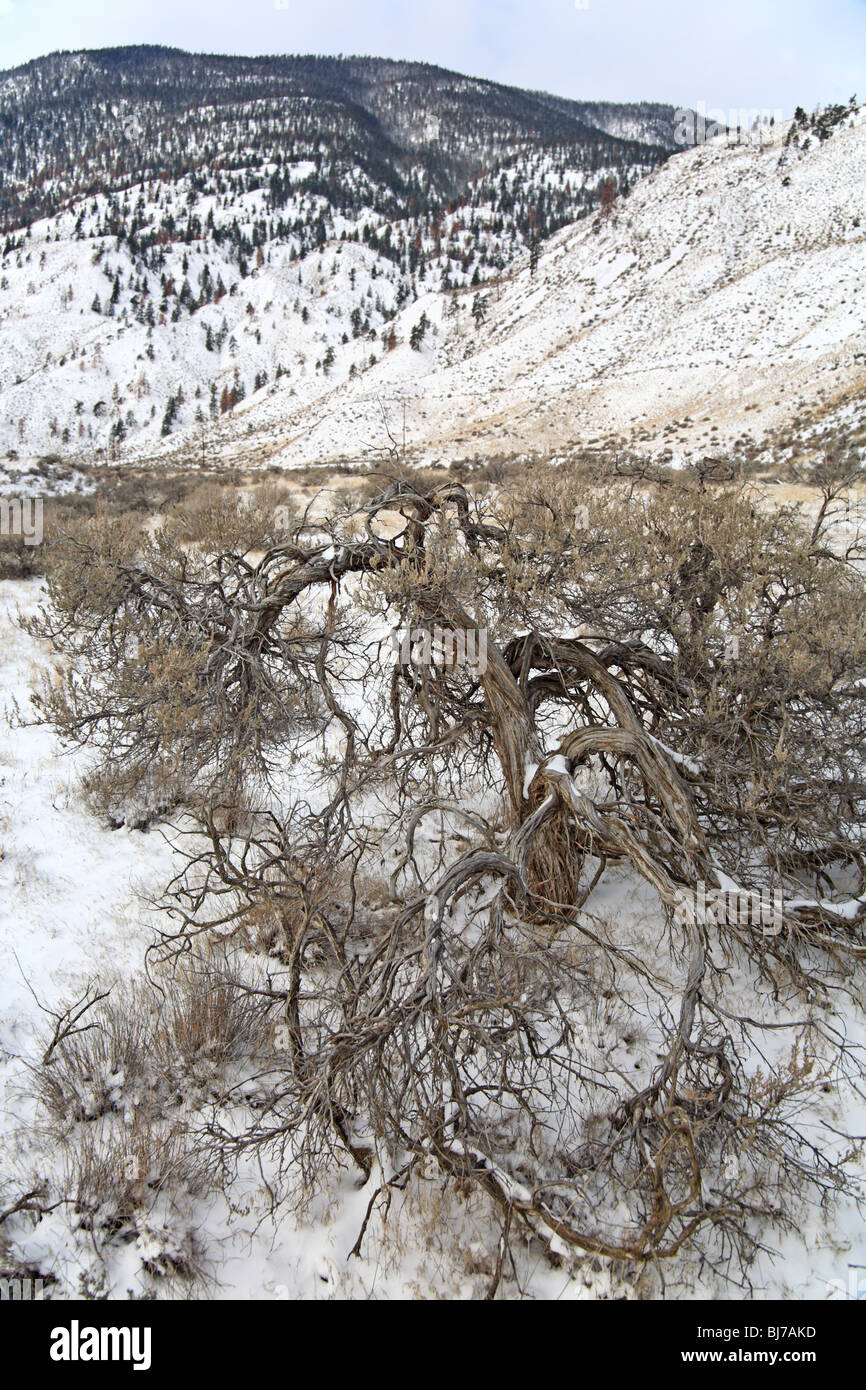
[10,53,861,478]
[0,47,683,464]
[0,47,675,230]
[110,96,860,476]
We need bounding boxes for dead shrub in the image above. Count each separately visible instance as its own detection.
[164,481,296,554]
[81,758,188,830]
[34,951,273,1132]
[153,952,273,1087]
[24,501,326,816]
[27,460,866,1292]
[34,983,160,1128]
[64,1114,192,1234]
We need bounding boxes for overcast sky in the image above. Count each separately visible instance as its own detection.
[0,0,863,114]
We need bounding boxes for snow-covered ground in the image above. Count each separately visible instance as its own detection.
[1,576,864,1300]
[0,580,597,1298]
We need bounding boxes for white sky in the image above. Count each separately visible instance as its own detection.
[0,0,864,114]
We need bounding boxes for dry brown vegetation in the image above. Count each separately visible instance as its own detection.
[18,450,866,1295]
[15,949,276,1294]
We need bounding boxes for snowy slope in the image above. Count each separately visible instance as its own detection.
[0,48,674,468]
[0,151,651,466]
[124,104,864,473]
[7,88,861,476]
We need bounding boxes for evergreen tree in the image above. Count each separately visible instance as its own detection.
[409,312,429,351]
